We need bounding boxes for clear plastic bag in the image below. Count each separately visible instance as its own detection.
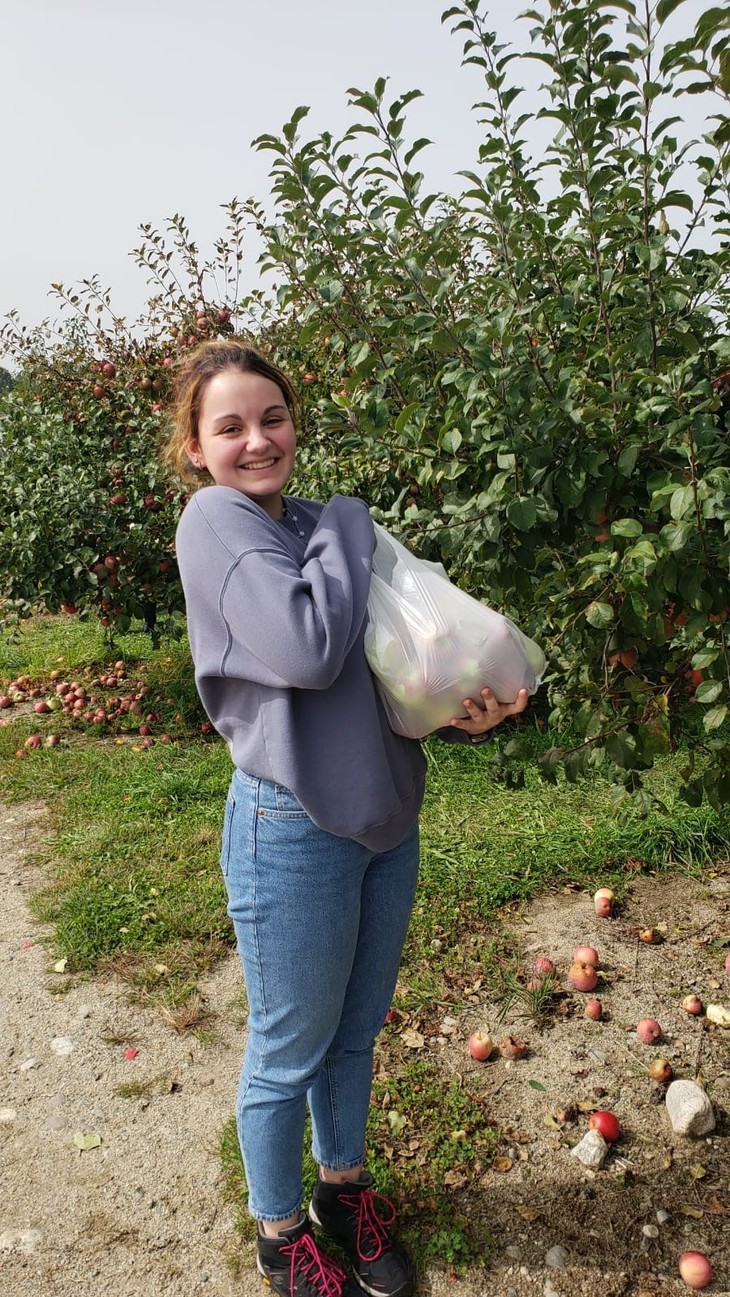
[365,523,545,739]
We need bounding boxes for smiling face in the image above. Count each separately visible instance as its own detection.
[189,368,297,518]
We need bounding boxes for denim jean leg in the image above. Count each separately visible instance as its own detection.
[307,825,419,1171]
[220,770,417,1221]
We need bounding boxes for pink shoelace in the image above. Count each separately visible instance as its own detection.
[280,1231,348,1297]
[336,1187,397,1263]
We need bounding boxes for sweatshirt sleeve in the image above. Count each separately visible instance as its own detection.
[177,489,375,691]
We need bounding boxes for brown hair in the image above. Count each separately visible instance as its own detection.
[163,339,299,484]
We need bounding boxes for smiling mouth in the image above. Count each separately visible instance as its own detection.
[239,458,278,471]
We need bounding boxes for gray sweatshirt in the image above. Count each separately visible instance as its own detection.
[175,486,428,851]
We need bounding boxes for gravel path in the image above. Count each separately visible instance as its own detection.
[0,799,257,1297]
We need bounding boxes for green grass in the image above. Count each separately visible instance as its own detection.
[2,612,729,1269]
[0,612,156,676]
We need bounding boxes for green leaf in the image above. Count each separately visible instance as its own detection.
[528,1080,547,1092]
[73,1130,102,1152]
[441,427,463,454]
[282,105,311,144]
[618,444,639,476]
[670,484,695,521]
[348,341,371,369]
[507,497,537,531]
[660,190,694,212]
[657,0,688,21]
[659,520,693,552]
[611,518,643,538]
[695,680,723,704]
[703,705,727,731]
[319,280,345,304]
[691,650,719,670]
[586,601,614,629]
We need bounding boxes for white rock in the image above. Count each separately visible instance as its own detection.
[545,1244,568,1268]
[570,1128,609,1169]
[50,1036,74,1056]
[0,1107,17,1124]
[706,1003,730,1028]
[0,1229,44,1253]
[20,1057,38,1072]
[665,1079,715,1136]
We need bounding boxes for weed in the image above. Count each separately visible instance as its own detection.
[114,1074,168,1099]
[101,1028,139,1047]
[492,966,561,1025]
[160,992,213,1034]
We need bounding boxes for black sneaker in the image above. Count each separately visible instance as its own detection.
[309,1174,414,1297]
[257,1215,360,1297]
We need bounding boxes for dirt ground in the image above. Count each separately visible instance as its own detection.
[1,797,728,1297]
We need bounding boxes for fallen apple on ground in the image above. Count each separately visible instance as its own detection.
[636,1017,662,1044]
[573,945,599,967]
[468,1031,494,1062]
[588,1110,620,1142]
[678,1251,713,1290]
[568,961,598,992]
[593,887,615,917]
[648,1057,673,1083]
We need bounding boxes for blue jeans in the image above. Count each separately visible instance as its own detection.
[220,768,420,1222]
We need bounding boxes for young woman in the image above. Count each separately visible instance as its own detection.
[166,340,528,1297]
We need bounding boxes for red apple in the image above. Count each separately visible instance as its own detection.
[573,945,599,967]
[468,1031,493,1062]
[594,887,615,917]
[533,956,555,975]
[636,1017,662,1044]
[682,994,703,1016]
[678,1251,713,1289]
[588,1110,620,1142]
[568,961,598,992]
[585,999,603,1021]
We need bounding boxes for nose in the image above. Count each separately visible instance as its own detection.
[244,422,272,452]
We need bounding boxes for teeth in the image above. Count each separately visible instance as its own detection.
[241,458,276,470]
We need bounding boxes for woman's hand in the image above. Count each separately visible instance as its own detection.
[448,686,530,737]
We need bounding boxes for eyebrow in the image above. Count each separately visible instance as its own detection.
[212,404,288,426]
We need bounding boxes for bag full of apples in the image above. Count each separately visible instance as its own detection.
[364,523,546,739]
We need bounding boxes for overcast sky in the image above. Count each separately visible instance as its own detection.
[0,0,716,344]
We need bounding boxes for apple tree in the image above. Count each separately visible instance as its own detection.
[245,0,730,807]
[0,209,252,639]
